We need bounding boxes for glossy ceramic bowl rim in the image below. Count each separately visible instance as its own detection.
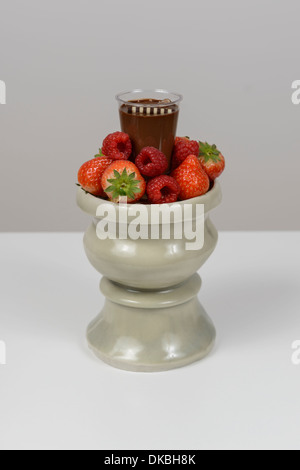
[77,180,222,218]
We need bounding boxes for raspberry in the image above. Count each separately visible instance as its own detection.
[102,132,132,160]
[135,147,168,177]
[172,137,199,169]
[147,175,180,204]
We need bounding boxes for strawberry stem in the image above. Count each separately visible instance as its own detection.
[106,168,141,200]
[94,148,105,158]
[199,141,221,163]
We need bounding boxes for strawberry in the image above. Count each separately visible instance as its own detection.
[198,141,225,180]
[171,155,210,200]
[171,136,199,170]
[101,161,146,203]
[78,157,113,197]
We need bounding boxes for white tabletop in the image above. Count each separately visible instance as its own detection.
[0,232,299,450]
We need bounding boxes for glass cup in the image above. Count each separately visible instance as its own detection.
[116,89,183,169]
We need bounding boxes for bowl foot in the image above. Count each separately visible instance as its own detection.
[87,274,216,372]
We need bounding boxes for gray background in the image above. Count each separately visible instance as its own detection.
[0,0,299,231]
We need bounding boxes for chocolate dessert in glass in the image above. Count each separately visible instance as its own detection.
[116,89,183,170]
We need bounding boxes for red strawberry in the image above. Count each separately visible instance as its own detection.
[171,136,199,170]
[147,175,180,204]
[101,161,146,203]
[171,155,210,200]
[78,157,113,197]
[102,131,132,160]
[135,147,168,177]
[198,141,225,180]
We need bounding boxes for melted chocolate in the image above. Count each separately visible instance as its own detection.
[119,99,179,168]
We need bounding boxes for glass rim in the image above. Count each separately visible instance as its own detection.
[116,89,183,107]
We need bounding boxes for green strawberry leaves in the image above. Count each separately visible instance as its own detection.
[106,168,141,201]
[199,141,221,163]
[94,148,106,158]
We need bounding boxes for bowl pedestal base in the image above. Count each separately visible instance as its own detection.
[87,273,216,373]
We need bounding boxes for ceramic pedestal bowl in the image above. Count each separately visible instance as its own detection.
[77,181,222,372]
